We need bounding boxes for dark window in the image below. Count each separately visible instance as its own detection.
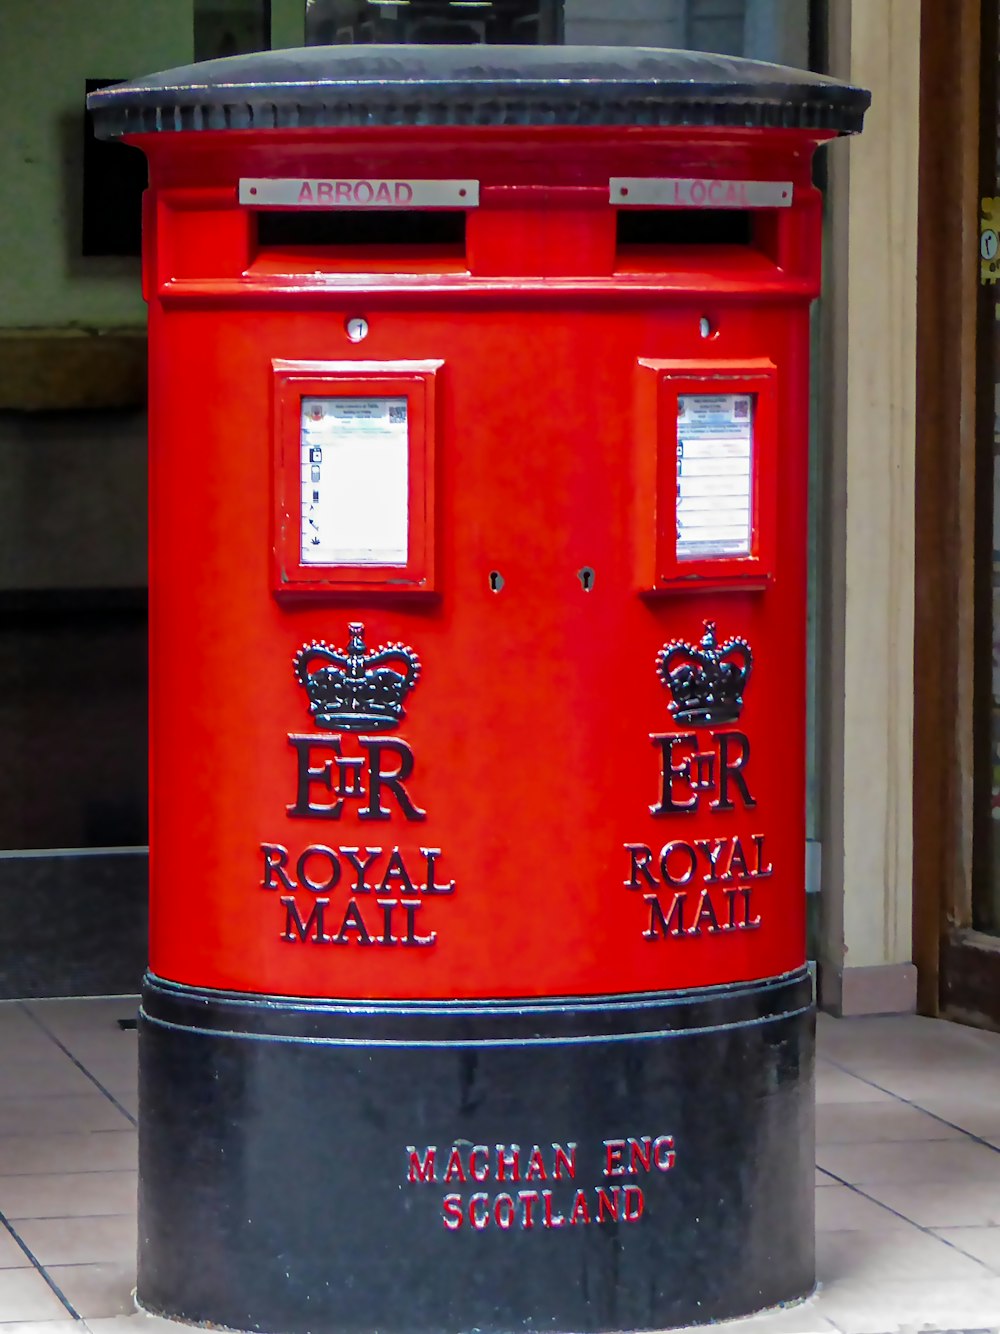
[306,0,562,45]
[82,80,147,258]
[256,210,466,248]
[617,210,754,248]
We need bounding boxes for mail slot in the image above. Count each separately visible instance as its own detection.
[89,46,868,1334]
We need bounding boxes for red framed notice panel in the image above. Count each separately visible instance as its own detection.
[271,359,442,597]
[636,358,778,594]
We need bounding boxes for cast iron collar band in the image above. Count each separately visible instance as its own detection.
[87,45,870,139]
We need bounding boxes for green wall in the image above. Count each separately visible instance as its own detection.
[0,1,192,330]
[271,0,305,49]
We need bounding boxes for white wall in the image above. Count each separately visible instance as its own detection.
[820,0,920,1014]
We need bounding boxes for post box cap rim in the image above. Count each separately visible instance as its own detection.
[87,44,870,139]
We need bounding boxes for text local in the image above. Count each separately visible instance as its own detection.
[664,178,759,207]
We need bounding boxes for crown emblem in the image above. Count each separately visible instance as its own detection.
[293,623,421,732]
[656,621,752,727]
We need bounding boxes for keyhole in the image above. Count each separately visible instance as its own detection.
[489,570,504,593]
[578,566,595,592]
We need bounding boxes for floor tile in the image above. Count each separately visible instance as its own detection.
[26,1000,138,1029]
[860,1177,1000,1228]
[53,1034,137,1063]
[823,1043,1000,1080]
[0,1005,44,1030]
[814,1069,897,1106]
[903,1097,1000,1140]
[0,1060,105,1099]
[816,1137,1000,1185]
[817,1011,1000,1055]
[0,1170,137,1221]
[677,1300,837,1334]
[0,1096,131,1137]
[0,1325,81,1333]
[106,1091,137,1118]
[84,1317,223,1334]
[13,1214,136,1266]
[815,1099,964,1144]
[0,1225,33,1269]
[0,1132,136,1177]
[0,1268,71,1321]
[814,1275,1000,1333]
[836,1055,1000,1085]
[0,1036,79,1065]
[932,1224,1000,1273]
[47,1263,135,1319]
[814,1185,910,1232]
[850,1069,1000,1106]
[63,1061,136,1091]
[816,1226,990,1283]
[50,1013,138,1034]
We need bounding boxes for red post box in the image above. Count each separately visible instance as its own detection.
[90,48,868,1334]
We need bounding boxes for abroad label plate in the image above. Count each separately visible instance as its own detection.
[239,178,479,208]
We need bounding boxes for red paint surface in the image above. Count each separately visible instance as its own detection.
[135,125,830,999]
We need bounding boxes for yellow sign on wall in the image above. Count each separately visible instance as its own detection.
[982,196,1000,284]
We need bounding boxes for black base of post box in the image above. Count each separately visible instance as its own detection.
[137,969,815,1334]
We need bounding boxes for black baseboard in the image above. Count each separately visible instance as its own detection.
[138,968,815,1334]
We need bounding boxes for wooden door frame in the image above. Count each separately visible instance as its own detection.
[913,0,989,1018]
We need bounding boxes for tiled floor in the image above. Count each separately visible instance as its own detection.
[1,1005,1000,1333]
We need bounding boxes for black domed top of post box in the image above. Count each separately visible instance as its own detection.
[88,45,869,139]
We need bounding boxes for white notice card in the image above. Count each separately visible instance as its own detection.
[300,397,409,566]
[676,393,753,560]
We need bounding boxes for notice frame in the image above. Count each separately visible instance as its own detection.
[272,359,442,597]
[636,358,778,594]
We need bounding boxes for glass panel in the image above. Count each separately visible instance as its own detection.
[305,0,809,54]
[562,0,808,65]
[305,0,562,44]
[194,0,271,59]
[0,601,147,850]
[300,397,409,566]
[676,393,754,561]
[0,408,148,852]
